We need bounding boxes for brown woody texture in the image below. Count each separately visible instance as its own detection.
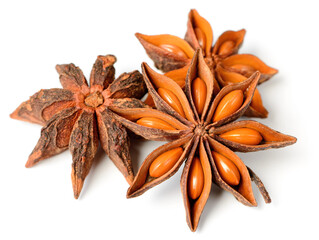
[10,55,147,199]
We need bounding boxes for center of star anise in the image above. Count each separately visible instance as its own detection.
[194,124,207,136]
[84,91,104,108]
[204,56,217,70]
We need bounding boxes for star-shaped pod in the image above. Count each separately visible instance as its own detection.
[136,9,278,118]
[110,50,296,231]
[10,55,147,198]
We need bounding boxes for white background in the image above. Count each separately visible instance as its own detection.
[0,0,317,239]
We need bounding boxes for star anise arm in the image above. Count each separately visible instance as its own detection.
[184,9,213,57]
[184,49,216,121]
[141,62,196,126]
[220,54,278,84]
[56,63,90,94]
[181,137,212,232]
[10,88,75,125]
[215,64,269,118]
[127,134,194,198]
[205,136,258,206]
[69,111,99,199]
[135,33,194,72]
[205,71,260,126]
[212,29,246,58]
[26,107,81,167]
[103,70,146,99]
[212,120,297,152]
[109,98,150,109]
[109,107,191,141]
[89,55,116,90]
[96,108,134,185]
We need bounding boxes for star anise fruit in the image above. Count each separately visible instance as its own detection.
[109,49,296,231]
[136,9,278,118]
[10,55,147,199]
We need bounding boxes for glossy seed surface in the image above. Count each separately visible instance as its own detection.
[231,64,255,73]
[219,128,263,145]
[212,151,240,186]
[136,117,176,130]
[194,27,206,50]
[213,90,244,122]
[218,40,235,55]
[191,77,207,115]
[187,157,204,200]
[159,44,188,58]
[158,88,185,118]
[149,147,183,178]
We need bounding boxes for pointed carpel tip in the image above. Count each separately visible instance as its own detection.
[74,193,79,200]
[126,188,135,199]
[135,32,146,40]
[272,68,279,75]
[291,136,297,144]
[239,28,247,34]
[9,112,16,120]
[25,155,37,168]
[25,162,32,168]
[189,224,197,232]
[72,176,84,200]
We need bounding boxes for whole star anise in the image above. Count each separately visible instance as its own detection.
[136,9,278,118]
[10,55,147,199]
[109,49,296,231]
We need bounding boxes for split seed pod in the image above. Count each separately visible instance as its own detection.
[110,49,296,231]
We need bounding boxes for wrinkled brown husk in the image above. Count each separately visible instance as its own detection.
[10,89,75,125]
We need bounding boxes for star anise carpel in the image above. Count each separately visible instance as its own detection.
[10,54,147,199]
[109,49,296,231]
[136,9,278,118]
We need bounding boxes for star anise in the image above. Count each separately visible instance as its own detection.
[10,55,147,199]
[109,49,296,231]
[136,9,278,118]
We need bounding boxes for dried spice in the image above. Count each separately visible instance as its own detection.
[136,9,278,118]
[109,49,296,231]
[10,55,147,199]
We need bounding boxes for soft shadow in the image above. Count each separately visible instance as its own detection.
[196,183,224,232]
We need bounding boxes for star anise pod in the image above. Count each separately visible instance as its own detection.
[109,49,296,231]
[10,55,147,199]
[136,9,278,118]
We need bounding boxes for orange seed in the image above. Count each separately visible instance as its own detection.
[212,151,240,186]
[149,147,183,178]
[213,90,244,122]
[194,27,206,50]
[219,128,263,145]
[136,117,176,130]
[231,64,255,73]
[159,44,188,58]
[187,157,204,200]
[191,77,207,115]
[218,40,235,55]
[158,88,185,118]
